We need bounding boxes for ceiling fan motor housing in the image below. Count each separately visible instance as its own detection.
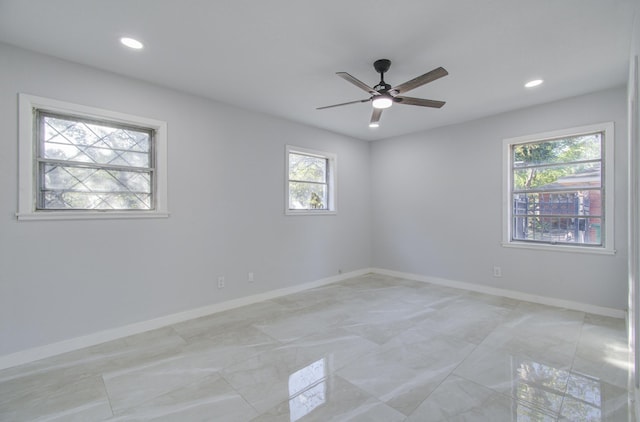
[373,82,392,93]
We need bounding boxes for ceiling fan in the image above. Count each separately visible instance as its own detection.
[317,59,448,127]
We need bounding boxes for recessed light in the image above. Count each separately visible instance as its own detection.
[120,37,144,50]
[525,79,543,88]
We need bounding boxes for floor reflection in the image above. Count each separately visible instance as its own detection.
[288,358,327,422]
[514,359,568,414]
[561,373,604,421]
[514,359,604,421]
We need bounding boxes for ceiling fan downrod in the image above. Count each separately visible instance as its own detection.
[373,59,391,91]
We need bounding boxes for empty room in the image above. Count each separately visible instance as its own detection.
[1,1,640,420]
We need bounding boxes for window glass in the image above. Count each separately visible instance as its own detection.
[37,112,154,210]
[288,152,329,210]
[286,146,336,214]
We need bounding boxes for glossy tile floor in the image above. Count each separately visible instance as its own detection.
[0,274,633,421]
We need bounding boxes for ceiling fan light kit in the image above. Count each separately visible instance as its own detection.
[318,59,447,126]
[372,95,393,109]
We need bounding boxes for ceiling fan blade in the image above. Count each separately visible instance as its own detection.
[395,96,446,108]
[336,72,378,95]
[393,67,448,94]
[316,98,370,110]
[370,108,383,124]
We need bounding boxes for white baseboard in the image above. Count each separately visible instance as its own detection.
[0,266,625,370]
[371,267,626,319]
[0,268,371,371]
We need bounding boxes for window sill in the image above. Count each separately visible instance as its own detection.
[16,211,170,221]
[501,241,615,255]
[285,210,337,216]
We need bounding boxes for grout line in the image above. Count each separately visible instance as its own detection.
[100,374,116,418]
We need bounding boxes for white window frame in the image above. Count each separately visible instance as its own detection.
[285,145,337,215]
[17,93,169,220]
[502,122,615,254]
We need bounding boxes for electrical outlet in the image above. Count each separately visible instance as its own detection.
[217,276,225,289]
[493,266,502,278]
[248,272,254,282]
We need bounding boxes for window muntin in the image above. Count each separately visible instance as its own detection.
[36,112,155,210]
[18,94,169,220]
[503,123,614,253]
[286,146,336,214]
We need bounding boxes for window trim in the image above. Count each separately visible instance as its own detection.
[17,93,169,221]
[285,145,337,216]
[502,122,615,255]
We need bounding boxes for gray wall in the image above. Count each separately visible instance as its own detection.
[0,43,372,356]
[371,87,628,310]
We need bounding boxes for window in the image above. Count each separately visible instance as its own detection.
[503,123,614,254]
[285,145,336,215]
[18,94,168,220]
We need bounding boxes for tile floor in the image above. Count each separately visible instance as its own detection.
[0,274,633,421]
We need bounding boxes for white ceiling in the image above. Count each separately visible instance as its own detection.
[0,0,636,141]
